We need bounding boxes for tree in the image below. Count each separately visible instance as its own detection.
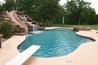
[95,14,98,24]
[0,5,4,13]
[34,0,60,25]
[64,0,92,25]
[17,0,61,25]
[2,0,16,11]
[2,0,97,25]
[81,7,96,25]
[16,0,37,15]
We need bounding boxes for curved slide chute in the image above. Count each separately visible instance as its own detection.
[7,11,28,34]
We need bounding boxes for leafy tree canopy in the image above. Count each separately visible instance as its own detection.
[0,0,98,25]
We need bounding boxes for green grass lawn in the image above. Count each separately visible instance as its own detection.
[53,24,98,30]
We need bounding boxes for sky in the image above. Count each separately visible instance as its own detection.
[0,0,4,3]
[0,0,98,14]
[59,0,98,14]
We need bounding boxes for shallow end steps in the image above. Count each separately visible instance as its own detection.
[5,45,41,65]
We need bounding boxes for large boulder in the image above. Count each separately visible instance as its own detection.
[73,26,91,31]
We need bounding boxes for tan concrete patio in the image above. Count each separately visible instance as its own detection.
[0,28,98,65]
[0,35,26,65]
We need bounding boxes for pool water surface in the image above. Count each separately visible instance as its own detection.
[18,29,94,58]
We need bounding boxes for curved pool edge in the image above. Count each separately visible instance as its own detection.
[20,28,92,58]
[24,30,98,65]
[76,30,98,42]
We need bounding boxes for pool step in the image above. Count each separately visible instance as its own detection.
[5,45,41,65]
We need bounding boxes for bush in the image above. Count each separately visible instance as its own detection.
[0,21,13,38]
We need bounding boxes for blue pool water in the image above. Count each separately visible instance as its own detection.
[18,29,94,58]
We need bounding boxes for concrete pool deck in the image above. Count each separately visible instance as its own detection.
[0,27,98,65]
[0,35,26,65]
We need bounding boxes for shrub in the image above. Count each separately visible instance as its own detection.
[0,20,13,38]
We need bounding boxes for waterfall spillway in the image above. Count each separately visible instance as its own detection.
[32,24,38,31]
[27,22,43,34]
[27,22,38,31]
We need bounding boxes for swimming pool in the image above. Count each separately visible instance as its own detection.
[18,29,94,58]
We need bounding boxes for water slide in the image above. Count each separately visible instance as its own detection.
[7,11,28,34]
